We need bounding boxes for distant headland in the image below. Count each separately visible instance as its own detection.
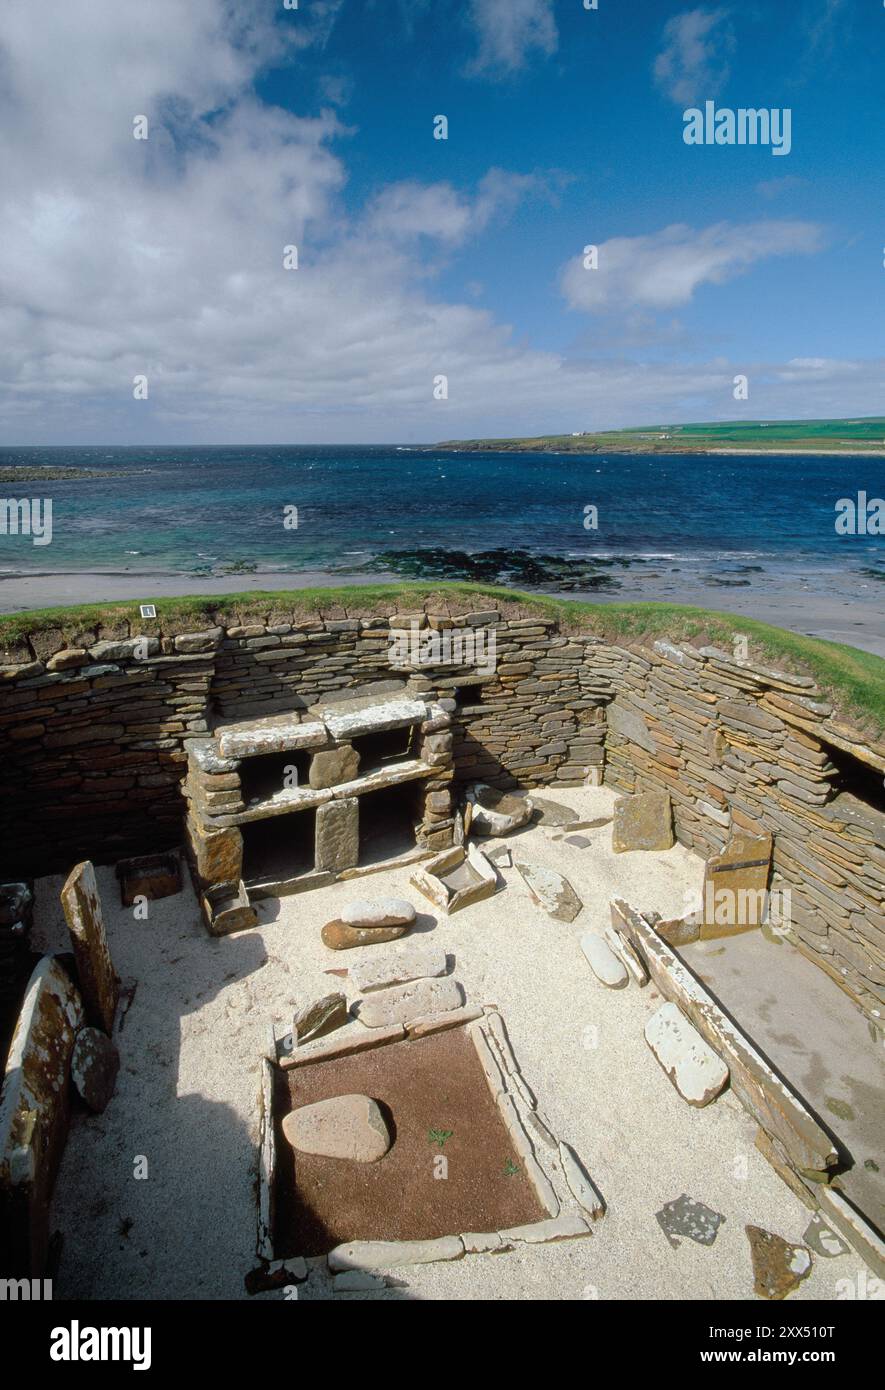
[434,416,885,456]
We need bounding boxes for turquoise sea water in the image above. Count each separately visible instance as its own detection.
[0,445,882,591]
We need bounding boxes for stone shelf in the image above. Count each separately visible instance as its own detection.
[230,758,440,826]
[215,711,327,759]
[319,696,427,742]
[214,696,427,758]
[186,686,456,926]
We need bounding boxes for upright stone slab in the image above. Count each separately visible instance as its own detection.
[612,790,674,853]
[580,932,629,989]
[187,812,243,889]
[70,1026,120,1113]
[607,700,657,754]
[293,992,347,1045]
[0,956,84,1275]
[315,798,359,874]
[701,830,772,940]
[60,861,119,1034]
[309,744,359,789]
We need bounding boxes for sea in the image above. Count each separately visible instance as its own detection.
[1,445,883,596]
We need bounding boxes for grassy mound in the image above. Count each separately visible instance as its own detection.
[1,584,883,735]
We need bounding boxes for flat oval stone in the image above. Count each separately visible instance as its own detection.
[71,1026,120,1113]
[322,921,409,950]
[341,897,416,929]
[580,932,629,988]
[282,1094,391,1163]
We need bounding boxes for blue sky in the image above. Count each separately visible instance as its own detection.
[0,0,882,442]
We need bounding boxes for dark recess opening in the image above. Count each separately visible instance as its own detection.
[351,725,415,775]
[358,782,419,865]
[823,741,885,810]
[241,810,316,886]
[240,749,312,805]
[452,682,486,709]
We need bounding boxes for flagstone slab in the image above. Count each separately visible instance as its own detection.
[355,975,463,1028]
[612,791,674,853]
[514,860,582,922]
[645,1002,729,1107]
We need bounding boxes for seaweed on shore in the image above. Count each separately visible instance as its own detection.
[364,547,625,591]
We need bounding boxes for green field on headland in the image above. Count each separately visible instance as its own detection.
[2,584,883,734]
[436,417,885,455]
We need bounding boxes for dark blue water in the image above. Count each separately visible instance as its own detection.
[1,445,882,587]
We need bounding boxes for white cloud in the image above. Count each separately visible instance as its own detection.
[0,3,878,444]
[465,0,558,77]
[560,221,825,314]
[756,175,807,201]
[364,169,554,245]
[775,357,860,381]
[653,7,734,106]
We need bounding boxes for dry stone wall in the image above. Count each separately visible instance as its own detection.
[2,603,883,1020]
[0,605,607,874]
[600,638,885,1024]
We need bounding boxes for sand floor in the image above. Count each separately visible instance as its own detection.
[33,786,877,1301]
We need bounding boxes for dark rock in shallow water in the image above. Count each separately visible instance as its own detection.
[364,547,624,591]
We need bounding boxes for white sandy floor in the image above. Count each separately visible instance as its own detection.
[34,786,875,1301]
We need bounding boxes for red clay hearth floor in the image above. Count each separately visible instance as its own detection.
[273,1026,545,1256]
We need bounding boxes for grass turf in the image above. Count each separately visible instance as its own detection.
[1,584,883,735]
